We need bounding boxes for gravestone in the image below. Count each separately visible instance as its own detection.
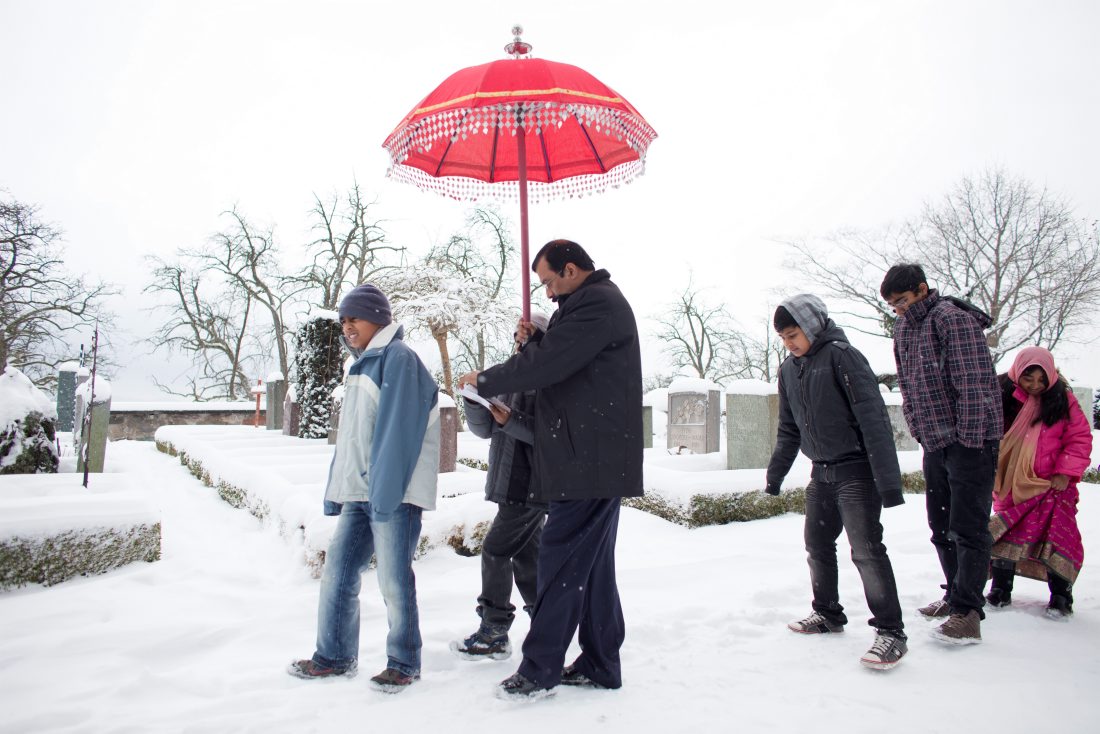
[881,391,918,450]
[1071,386,1092,422]
[642,405,653,449]
[667,378,721,454]
[725,380,780,470]
[265,375,286,431]
[439,396,458,473]
[55,363,78,432]
[328,386,344,445]
[75,378,111,474]
[283,390,301,437]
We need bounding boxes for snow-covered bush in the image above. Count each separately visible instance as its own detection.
[292,315,343,439]
[0,525,161,590]
[0,366,59,475]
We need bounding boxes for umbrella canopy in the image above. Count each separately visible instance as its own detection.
[382,28,657,319]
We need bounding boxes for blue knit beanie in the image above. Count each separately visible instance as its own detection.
[338,284,392,326]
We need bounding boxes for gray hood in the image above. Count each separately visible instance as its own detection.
[780,294,830,345]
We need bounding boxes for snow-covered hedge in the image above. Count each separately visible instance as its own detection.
[0,367,59,475]
[0,474,161,590]
[153,425,492,574]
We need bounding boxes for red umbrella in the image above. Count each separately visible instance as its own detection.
[382,27,657,320]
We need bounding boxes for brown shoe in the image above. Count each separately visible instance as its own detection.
[287,658,357,679]
[918,599,951,619]
[930,610,981,645]
[369,667,420,693]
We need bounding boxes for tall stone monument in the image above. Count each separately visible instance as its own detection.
[55,362,79,432]
[725,379,780,470]
[266,374,286,431]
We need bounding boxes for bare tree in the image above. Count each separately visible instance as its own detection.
[144,258,257,399]
[788,167,1100,363]
[145,207,301,398]
[428,207,519,374]
[739,318,788,383]
[1,195,116,387]
[653,279,757,384]
[289,182,403,309]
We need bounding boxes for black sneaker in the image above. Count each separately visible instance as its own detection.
[287,658,357,679]
[986,588,1012,608]
[369,667,419,693]
[496,672,555,700]
[787,611,844,634]
[560,664,606,688]
[860,632,908,671]
[450,625,512,660]
[1046,594,1073,620]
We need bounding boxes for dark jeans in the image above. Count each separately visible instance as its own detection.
[518,498,625,690]
[923,441,998,616]
[804,478,905,634]
[477,503,546,630]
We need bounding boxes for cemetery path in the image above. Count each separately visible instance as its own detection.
[1,439,1099,734]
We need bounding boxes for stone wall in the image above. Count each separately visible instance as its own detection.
[109,409,266,441]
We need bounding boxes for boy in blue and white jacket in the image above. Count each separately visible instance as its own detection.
[289,284,440,693]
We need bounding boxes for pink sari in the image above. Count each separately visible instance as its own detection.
[989,347,1086,584]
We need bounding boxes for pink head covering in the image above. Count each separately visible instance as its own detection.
[1008,346,1058,392]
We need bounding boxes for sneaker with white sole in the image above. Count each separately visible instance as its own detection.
[860,632,908,670]
[787,611,844,634]
[918,598,951,619]
[930,610,981,645]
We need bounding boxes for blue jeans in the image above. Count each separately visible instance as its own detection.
[312,502,423,676]
[804,478,905,634]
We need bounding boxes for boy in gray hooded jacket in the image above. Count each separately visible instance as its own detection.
[766,294,907,670]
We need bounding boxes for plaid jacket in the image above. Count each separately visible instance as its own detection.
[893,290,1003,452]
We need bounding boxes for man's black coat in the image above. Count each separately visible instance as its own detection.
[477,269,644,502]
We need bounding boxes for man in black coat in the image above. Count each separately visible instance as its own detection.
[458,239,643,699]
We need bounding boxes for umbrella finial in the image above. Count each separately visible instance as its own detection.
[505,25,532,58]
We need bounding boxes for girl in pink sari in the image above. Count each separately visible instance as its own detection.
[986,347,1093,619]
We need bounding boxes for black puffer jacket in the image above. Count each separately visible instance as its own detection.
[464,386,546,508]
[766,295,903,507]
[477,269,643,502]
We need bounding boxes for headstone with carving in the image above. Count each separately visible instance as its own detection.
[667,377,722,454]
[55,362,79,432]
[725,379,780,470]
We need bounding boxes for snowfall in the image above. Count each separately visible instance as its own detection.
[2,414,1100,733]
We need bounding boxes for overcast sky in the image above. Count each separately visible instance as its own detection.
[3,0,1099,398]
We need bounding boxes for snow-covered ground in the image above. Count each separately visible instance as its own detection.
[1,437,1099,733]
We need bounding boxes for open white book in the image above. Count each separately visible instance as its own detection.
[458,383,509,411]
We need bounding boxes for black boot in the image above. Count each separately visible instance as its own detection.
[1047,574,1074,619]
[986,562,1015,608]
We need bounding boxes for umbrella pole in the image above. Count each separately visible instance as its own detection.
[517,125,531,322]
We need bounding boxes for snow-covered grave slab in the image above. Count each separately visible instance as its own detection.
[153,425,493,575]
[0,473,160,590]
